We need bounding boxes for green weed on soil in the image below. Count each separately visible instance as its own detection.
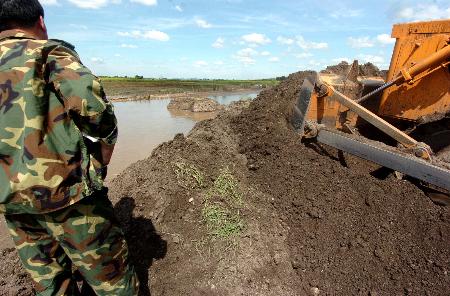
[202,168,244,239]
[173,163,244,239]
[173,162,205,189]
[202,205,243,238]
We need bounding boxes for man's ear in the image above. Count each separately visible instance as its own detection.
[38,16,47,32]
[38,16,48,39]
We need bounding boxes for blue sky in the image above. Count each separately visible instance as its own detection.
[39,0,450,79]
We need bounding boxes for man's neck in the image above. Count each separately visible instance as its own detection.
[13,27,47,40]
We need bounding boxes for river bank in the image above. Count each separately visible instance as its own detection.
[108,89,259,102]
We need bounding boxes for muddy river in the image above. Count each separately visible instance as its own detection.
[109,91,258,178]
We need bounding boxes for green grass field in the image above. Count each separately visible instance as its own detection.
[100,76,279,96]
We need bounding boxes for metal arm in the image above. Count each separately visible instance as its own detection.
[356,43,450,104]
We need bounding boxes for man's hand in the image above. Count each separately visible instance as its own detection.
[100,142,115,166]
[83,136,115,166]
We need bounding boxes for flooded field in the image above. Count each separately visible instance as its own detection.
[108,91,258,178]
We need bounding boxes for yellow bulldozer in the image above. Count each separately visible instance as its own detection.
[292,19,450,204]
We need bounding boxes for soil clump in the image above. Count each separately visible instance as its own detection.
[167,97,224,112]
[358,62,384,77]
[0,71,448,295]
[0,248,33,296]
[322,60,386,78]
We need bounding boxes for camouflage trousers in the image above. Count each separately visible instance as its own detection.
[4,189,139,296]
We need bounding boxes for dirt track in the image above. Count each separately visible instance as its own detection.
[1,71,449,295]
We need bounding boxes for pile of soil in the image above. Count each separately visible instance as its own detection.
[0,248,32,296]
[321,61,351,76]
[322,61,386,78]
[359,62,385,78]
[1,71,448,296]
[109,70,449,295]
[167,97,224,112]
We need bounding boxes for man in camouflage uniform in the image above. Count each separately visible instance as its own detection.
[0,0,139,294]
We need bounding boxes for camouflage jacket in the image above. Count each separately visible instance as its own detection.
[0,30,118,215]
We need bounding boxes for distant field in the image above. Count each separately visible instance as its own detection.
[100,77,280,96]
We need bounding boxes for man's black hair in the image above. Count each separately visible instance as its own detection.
[0,0,44,31]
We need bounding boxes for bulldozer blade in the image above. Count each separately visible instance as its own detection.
[316,129,450,192]
[427,192,450,206]
[292,74,317,136]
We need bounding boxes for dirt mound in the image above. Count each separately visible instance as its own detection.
[359,62,384,77]
[230,72,449,295]
[0,248,33,296]
[321,61,350,76]
[167,97,224,112]
[322,61,386,78]
[109,71,448,295]
[1,71,448,295]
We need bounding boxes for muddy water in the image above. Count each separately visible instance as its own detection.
[108,99,196,178]
[0,92,258,249]
[109,91,258,178]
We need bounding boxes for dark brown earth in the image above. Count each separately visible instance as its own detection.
[322,61,386,78]
[0,248,32,296]
[358,62,384,77]
[167,96,224,112]
[322,61,352,76]
[1,71,449,296]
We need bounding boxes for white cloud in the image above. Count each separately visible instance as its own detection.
[397,7,414,19]
[130,0,157,6]
[234,47,258,65]
[376,34,395,45]
[195,19,212,29]
[118,30,170,41]
[237,48,258,57]
[241,33,271,46]
[121,44,138,48]
[296,36,328,50]
[90,57,104,64]
[348,34,395,48]
[396,4,450,21]
[68,0,110,9]
[268,57,280,63]
[214,61,224,65]
[358,54,385,65]
[194,60,208,67]
[114,54,121,57]
[175,5,183,12]
[278,35,327,50]
[260,51,271,56]
[236,56,256,65]
[347,36,374,48]
[277,36,295,45]
[212,37,225,49]
[39,0,58,5]
[308,60,323,67]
